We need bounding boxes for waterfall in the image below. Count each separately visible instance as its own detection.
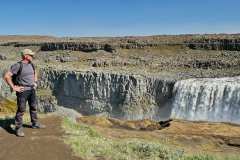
[171,76,240,124]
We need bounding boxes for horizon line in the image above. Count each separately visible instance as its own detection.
[1,32,240,38]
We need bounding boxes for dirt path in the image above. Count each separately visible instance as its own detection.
[0,116,82,160]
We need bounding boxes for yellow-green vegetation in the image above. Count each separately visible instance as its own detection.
[0,97,17,113]
[63,118,240,160]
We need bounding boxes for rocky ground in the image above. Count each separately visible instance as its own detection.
[1,34,240,79]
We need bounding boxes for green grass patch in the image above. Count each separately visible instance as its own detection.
[62,118,240,160]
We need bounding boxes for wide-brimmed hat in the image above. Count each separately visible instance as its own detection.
[21,49,35,56]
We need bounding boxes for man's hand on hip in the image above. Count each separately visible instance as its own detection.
[13,86,24,92]
[33,82,37,89]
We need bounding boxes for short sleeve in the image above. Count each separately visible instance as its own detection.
[10,63,20,75]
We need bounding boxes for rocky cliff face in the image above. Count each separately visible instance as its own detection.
[7,40,240,52]
[10,42,116,53]
[2,34,240,52]
[186,39,240,51]
[39,69,174,121]
[40,42,115,53]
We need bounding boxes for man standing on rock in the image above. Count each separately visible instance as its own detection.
[4,49,45,137]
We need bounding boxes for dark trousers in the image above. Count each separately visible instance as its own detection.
[15,89,38,128]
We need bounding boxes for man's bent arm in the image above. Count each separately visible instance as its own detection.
[4,71,24,92]
[4,71,14,89]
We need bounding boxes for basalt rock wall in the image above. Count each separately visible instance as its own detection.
[186,39,240,51]
[1,35,240,51]
[39,69,174,121]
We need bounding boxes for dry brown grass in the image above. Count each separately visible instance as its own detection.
[76,116,240,157]
[77,116,162,130]
[0,97,16,114]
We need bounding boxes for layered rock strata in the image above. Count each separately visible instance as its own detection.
[39,69,174,121]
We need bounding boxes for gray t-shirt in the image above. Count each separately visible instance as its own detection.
[10,62,35,90]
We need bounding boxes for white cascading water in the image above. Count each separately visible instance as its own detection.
[171,76,240,124]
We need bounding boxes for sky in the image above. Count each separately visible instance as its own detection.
[0,0,239,37]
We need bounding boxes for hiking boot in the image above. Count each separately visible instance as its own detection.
[32,123,46,129]
[16,127,25,137]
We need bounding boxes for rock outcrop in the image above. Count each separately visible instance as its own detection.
[7,40,240,51]
[40,42,116,53]
[11,42,116,53]
[186,39,240,51]
[1,34,240,51]
[39,69,174,121]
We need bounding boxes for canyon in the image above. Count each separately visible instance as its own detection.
[0,34,240,124]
